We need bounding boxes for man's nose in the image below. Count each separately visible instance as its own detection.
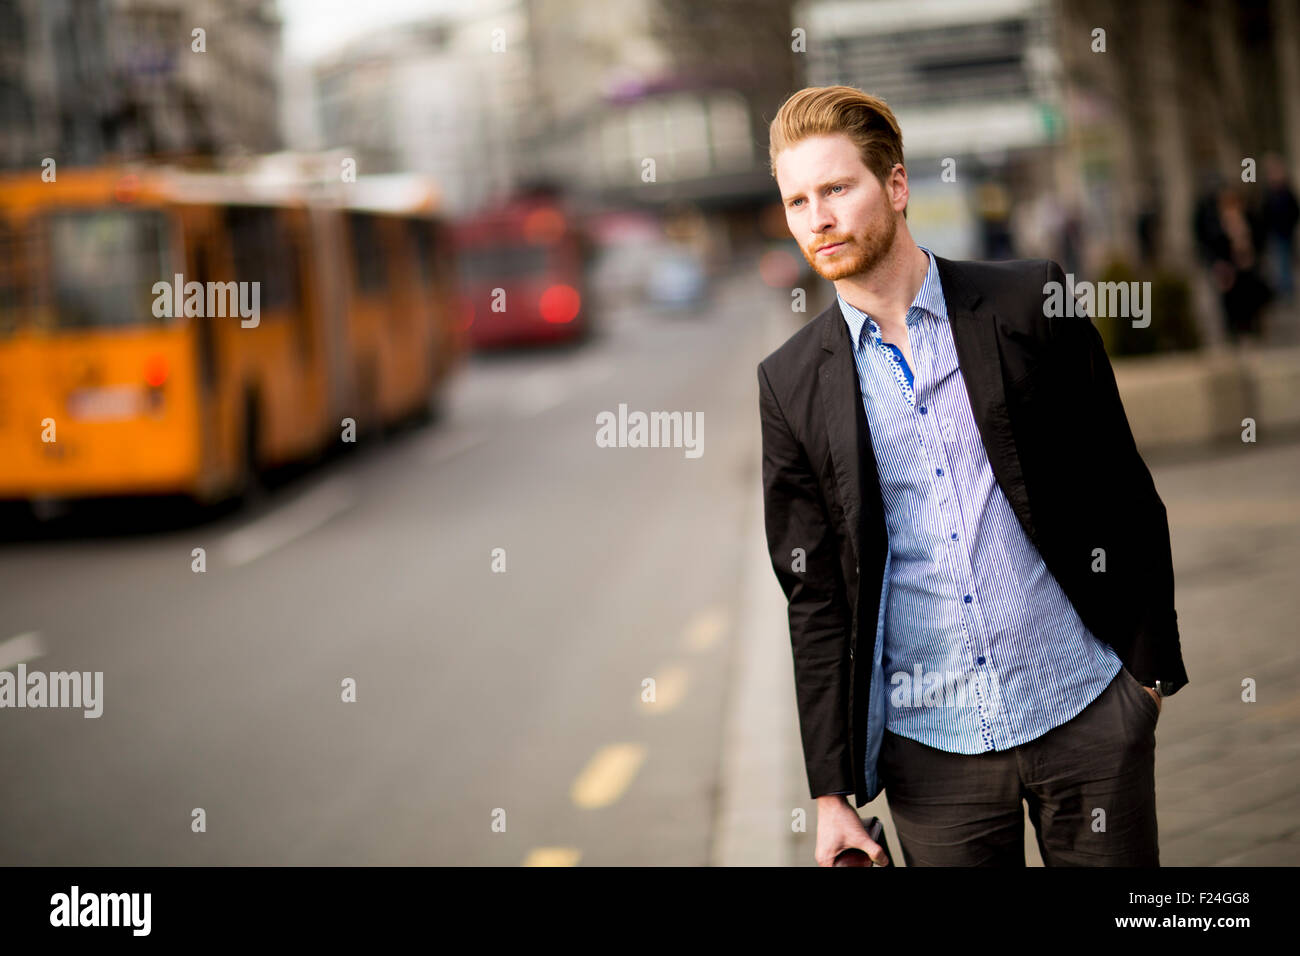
[808,200,834,234]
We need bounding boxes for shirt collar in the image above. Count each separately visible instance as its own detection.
[837,245,946,348]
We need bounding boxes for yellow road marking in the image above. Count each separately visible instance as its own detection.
[522,847,582,867]
[570,743,647,809]
[683,605,729,652]
[641,663,689,713]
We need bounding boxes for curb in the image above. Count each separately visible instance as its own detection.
[710,469,799,866]
[1115,345,1300,452]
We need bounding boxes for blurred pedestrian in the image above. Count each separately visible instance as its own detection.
[1136,194,1159,266]
[1194,179,1272,345]
[1261,153,1299,303]
[1060,203,1083,277]
[975,182,1014,260]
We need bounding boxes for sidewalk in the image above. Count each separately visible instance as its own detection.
[1113,341,1300,456]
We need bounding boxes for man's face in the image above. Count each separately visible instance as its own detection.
[775,133,903,281]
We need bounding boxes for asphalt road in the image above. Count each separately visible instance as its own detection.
[0,267,791,865]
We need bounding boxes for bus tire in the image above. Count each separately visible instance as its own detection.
[236,393,267,506]
[357,361,385,445]
[415,388,444,427]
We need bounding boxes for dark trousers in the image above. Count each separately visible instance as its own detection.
[879,666,1160,866]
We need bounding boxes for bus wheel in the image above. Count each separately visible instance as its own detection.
[357,362,385,445]
[236,395,267,507]
[412,386,442,427]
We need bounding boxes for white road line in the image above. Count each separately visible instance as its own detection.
[509,358,616,418]
[510,372,571,417]
[578,358,615,387]
[219,478,356,567]
[422,430,489,465]
[0,631,46,671]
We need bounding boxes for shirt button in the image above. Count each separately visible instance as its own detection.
[919,405,927,413]
[964,594,972,603]
[936,468,943,476]
[951,532,958,539]
[977,656,986,665]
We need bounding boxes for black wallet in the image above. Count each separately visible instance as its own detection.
[833,816,894,866]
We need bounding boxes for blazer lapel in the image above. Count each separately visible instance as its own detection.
[818,298,876,567]
[934,254,1039,547]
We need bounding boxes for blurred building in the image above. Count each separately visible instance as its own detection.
[301,0,796,231]
[1043,0,1300,349]
[306,6,530,216]
[109,0,283,157]
[799,0,1061,261]
[0,0,282,169]
[0,0,114,168]
[1055,0,1300,278]
[792,0,1300,348]
[516,0,796,214]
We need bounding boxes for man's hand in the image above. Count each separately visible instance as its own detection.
[1142,685,1163,715]
[814,795,890,867]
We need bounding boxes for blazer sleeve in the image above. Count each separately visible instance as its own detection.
[1046,260,1183,676]
[757,362,855,798]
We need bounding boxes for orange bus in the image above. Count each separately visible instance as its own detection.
[0,161,465,506]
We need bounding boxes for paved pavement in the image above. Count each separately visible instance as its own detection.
[0,262,776,866]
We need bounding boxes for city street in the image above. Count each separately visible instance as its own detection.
[0,264,791,866]
[2,265,1297,866]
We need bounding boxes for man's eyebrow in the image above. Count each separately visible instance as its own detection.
[782,176,858,202]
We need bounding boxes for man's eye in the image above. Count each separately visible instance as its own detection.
[830,185,843,193]
[790,199,802,208]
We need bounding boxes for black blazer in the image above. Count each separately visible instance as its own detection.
[757,254,1189,807]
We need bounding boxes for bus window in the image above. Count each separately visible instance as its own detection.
[225,205,299,313]
[191,238,217,387]
[287,221,313,361]
[347,212,388,296]
[407,218,436,286]
[43,208,173,330]
[456,244,549,281]
[0,218,22,336]
[432,220,459,286]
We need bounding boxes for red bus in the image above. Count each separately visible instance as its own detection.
[452,193,592,348]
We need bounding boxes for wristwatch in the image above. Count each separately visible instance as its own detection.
[1139,679,1183,698]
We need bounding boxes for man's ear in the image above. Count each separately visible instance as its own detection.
[891,163,910,213]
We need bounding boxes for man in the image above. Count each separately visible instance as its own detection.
[757,86,1189,867]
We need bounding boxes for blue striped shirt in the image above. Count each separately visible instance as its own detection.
[834,247,1121,799]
